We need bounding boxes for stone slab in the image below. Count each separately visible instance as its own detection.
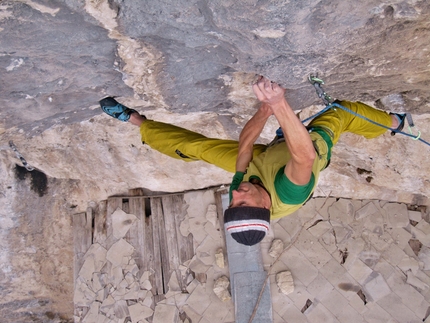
[234,271,273,323]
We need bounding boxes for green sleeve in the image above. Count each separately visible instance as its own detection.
[229,171,245,202]
[274,167,315,204]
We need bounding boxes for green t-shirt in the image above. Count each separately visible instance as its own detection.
[274,167,316,204]
[229,130,331,219]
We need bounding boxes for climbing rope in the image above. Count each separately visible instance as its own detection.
[304,74,429,147]
[9,141,34,171]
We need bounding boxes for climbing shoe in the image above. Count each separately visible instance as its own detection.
[389,113,406,136]
[99,97,137,122]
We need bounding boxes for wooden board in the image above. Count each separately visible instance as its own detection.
[75,193,196,304]
[72,208,93,282]
[160,195,194,291]
[150,197,165,296]
[215,189,229,267]
[127,197,146,278]
[93,200,107,245]
[104,197,122,250]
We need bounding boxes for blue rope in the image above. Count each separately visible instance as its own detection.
[302,103,430,147]
[301,105,332,124]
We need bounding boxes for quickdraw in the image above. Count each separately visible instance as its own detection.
[9,140,34,171]
[308,74,334,106]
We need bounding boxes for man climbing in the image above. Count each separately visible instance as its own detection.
[100,76,405,246]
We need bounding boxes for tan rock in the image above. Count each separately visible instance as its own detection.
[189,217,208,244]
[196,236,217,266]
[308,220,332,238]
[412,226,430,248]
[78,244,107,283]
[124,282,140,300]
[416,220,430,235]
[152,304,179,323]
[140,279,152,291]
[142,293,153,308]
[186,272,194,285]
[406,270,429,292]
[355,201,378,220]
[179,217,191,237]
[269,239,284,259]
[213,276,231,302]
[114,300,129,320]
[109,265,124,286]
[82,302,101,323]
[83,243,108,272]
[182,305,202,323]
[139,271,150,282]
[91,272,103,293]
[100,295,115,314]
[124,263,139,276]
[187,284,211,314]
[408,210,422,222]
[111,207,137,239]
[205,204,218,227]
[74,279,95,307]
[78,257,96,283]
[276,271,294,295]
[128,302,154,323]
[168,270,181,291]
[174,292,189,308]
[204,221,222,241]
[106,239,135,267]
[215,248,225,268]
[95,289,105,302]
[188,256,210,275]
[383,202,409,228]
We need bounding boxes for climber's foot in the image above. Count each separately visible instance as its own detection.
[99,97,138,122]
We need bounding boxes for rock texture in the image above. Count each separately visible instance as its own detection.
[116,0,430,112]
[0,0,429,322]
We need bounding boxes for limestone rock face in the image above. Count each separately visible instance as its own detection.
[0,1,132,134]
[117,0,430,113]
[0,0,430,322]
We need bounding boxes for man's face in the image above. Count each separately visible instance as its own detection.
[229,182,268,208]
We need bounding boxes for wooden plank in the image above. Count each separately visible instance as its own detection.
[73,209,93,282]
[161,195,183,291]
[127,197,146,278]
[106,197,123,249]
[161,195,181,269]
[161,194,194,292]
[156,197,171,294]
[93,200,107,245]
[215,189,228,239]
[172,195,194,265]
[215,189,229,267]
[143,206,156,296]
[122,198,130,214]
[150,197,165,296]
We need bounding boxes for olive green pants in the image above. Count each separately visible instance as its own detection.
[139,101,392,173]
[308,100,392,145]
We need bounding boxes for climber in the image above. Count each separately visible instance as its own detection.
[99,76,405,246]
